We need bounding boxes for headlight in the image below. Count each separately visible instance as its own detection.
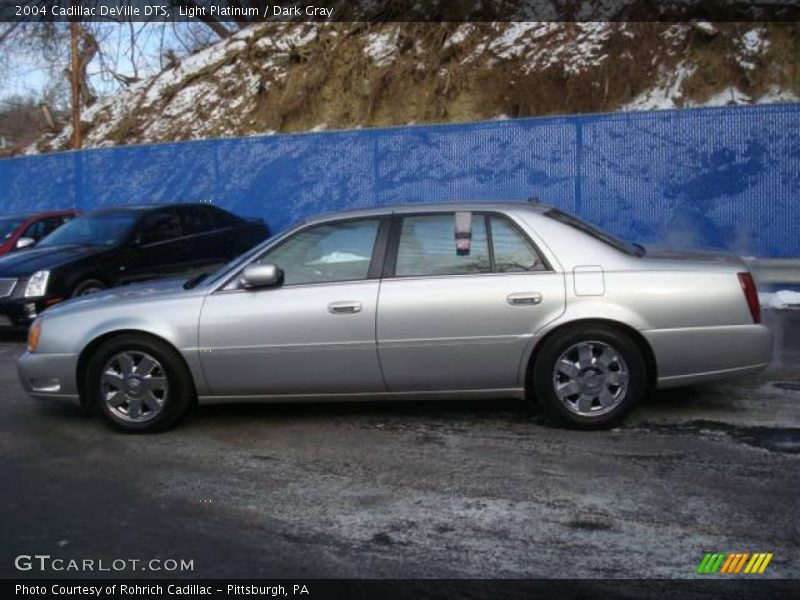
[27,317,42,352]
[24,270,50,297]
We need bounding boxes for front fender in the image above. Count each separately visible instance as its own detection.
[37,294,209,395]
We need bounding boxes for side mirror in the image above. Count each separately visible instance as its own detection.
[240,263,283,290]
[15,237,35,250]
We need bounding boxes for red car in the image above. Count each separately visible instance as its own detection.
[0,210,79,255]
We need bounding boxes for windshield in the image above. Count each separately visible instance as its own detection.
[0,218,25,240]
[544,208,644,257]
[38,212,138,247]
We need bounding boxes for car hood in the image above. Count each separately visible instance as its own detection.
[640,247,747,268]
[44,278,190,317]
[0,244,105,277]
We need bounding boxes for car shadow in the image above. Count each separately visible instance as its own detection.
[25,371,785,434]
[193,397,527,422]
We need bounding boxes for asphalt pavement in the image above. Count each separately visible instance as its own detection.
[1,313,798,579]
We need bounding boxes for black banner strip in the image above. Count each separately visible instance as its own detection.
[4,579,800,600]
[2,0,800,23]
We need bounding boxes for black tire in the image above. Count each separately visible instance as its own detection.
[72,279,107,297]
[85,334,195,433]
[529,324,647,430]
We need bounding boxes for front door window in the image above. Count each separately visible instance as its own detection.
[256,219,381,286]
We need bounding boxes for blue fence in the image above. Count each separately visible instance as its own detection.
[1,104,798,257]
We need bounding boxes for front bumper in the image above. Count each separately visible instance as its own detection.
[17,350,81,405]
[0,296,49,329]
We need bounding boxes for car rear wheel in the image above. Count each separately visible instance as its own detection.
[72,279,107,297]
[530,325,647,429]
[86,334,194,433]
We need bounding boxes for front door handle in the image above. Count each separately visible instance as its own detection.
[507,293,542,306]
[328,301,362,314]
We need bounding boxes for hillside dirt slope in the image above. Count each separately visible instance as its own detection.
[27,21,800,154]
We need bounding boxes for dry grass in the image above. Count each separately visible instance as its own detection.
[253,22,798,133]
[27,21,800,153]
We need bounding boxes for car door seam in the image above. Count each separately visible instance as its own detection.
[374,277,391,392]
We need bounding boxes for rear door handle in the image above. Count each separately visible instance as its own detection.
[328,301,362,314]
[507,293,542,306]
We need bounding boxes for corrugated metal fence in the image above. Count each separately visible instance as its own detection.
[1,104,798,257]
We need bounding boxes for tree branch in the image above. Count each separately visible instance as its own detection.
[171,0,234,39]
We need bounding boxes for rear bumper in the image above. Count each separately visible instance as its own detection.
[645,324,772,389]
[656,363,769,389]
[17,350,81,405]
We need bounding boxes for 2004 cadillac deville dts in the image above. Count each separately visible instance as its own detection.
[18,202,771,432]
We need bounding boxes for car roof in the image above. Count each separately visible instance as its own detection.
[303,201,553,224]
[86,202,213,215]
[0,209,77,219]
[36,209,78,215]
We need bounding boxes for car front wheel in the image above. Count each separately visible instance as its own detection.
[530,325,648,429]
[86,334,194,433]
[72,279,107,297]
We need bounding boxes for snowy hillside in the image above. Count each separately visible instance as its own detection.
[27,22,800,154]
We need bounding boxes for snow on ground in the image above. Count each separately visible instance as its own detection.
[741,28,768,53]
[141,38,232,108]
[443,25,472,50]
[255,24,318,52]
[363,29,399,67]
[623,62,696,110]
[690,87,752,107]
[760,291,800,310]
[626,80,797,111]
[557,22,614,75]
[476,21,615,73]
[693,21,717,35]
[759,86,800,103]
[487,22,550,59]
[736,28,768,70]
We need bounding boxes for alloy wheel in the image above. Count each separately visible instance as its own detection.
[79,286,104,296]
[552,340,629,417]
[100,351,169,423]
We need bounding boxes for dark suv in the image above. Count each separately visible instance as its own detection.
[0,203,270,328]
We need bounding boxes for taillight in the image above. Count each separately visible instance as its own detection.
[737,272,761,324]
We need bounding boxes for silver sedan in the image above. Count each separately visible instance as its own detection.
[18,202,772,432]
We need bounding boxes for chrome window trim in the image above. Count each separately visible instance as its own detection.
[379,270,558,283]
[211,215,388,294]
[208,208,559,295]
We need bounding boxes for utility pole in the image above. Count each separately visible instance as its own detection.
[70,18,81,149]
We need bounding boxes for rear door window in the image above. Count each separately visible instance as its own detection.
[393,213,548,277]
[395,214,491,277]
[138,210,181,245]
[489,216,547,272]
[180,206,215,235]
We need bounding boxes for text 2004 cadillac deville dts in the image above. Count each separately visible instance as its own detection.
[18,203,771,433]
